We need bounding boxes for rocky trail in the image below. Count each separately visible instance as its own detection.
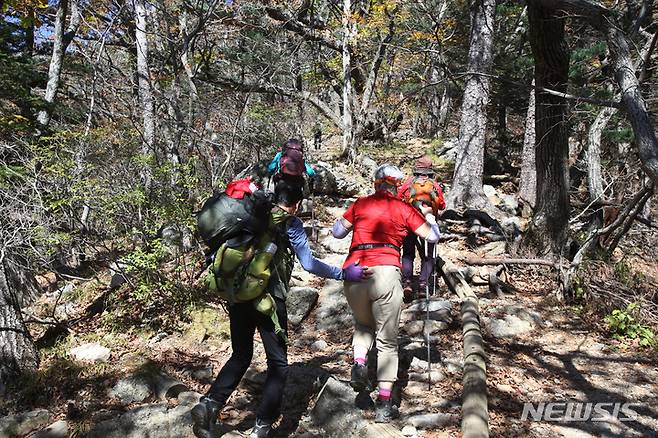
[3,142,658,438]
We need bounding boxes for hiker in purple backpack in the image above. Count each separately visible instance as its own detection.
[266,139,316,180]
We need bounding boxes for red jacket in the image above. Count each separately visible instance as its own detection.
[342,191,426,268]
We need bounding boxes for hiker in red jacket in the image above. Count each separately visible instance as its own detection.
[331,164,440,423]
[398,156,446,301]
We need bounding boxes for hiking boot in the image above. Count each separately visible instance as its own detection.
[375,399,399,423]
[191,396,221,432]
[248,419,272,438]
[350,362,368,392]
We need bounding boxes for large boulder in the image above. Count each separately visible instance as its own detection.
[311,162,361,197]
[315,280,352,332]
[88,403,195,438]
[312,163,338,195]
[32,420,69,438]
[484,305,544,339]
[400,299,452,325]
[309,377,368,436]
[109,376,152,406]
[68,342,111,362]
[405,412,459,430]
[234,159,271,182]
[286,287,320,325]
[402,320,449,337]
[0,409,52,438]
[159,224,194,252]
[435,138,457,162]
[358,154,378,178]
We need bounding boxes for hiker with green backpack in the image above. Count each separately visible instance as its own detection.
[192,178,370,438]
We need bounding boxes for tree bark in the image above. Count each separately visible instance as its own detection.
[0,254,39,383]
[449,0,496,211]
[341,0,357,162]
[586,106,616,202]
[519,80,537,213]
[524,1,571,256]
[37,0,81,127]
[135,0,156,156]
[535,0,658,186]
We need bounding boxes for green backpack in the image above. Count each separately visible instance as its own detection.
[202,208,290,340]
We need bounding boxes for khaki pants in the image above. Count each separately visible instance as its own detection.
[344,265,403,382]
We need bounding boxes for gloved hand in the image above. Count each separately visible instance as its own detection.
[424,212,437,225]
[419,203,433,216]
[343,261,371,282]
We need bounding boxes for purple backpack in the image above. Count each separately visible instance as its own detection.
[279,141,304,177]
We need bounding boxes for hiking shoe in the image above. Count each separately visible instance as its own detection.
[350,362,368,392]
[191,396,221,432]
[375,399,399,423]
[248,419,272,438]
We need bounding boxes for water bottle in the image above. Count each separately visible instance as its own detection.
[248,242,278,277]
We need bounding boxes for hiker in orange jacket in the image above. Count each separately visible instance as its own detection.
[398,156,446,301]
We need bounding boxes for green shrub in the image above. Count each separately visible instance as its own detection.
[605,303,657,348]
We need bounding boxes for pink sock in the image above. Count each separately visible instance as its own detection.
[378,388,392,401]
[353,345,368,365]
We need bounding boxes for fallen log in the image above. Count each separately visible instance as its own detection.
[460,256,559,268]
[436,257,488,438]
[483,174,518,184]
[488,265,518,297]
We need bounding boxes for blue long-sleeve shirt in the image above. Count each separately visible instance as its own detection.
[286,216,343,280]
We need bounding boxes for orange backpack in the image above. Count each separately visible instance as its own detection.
[408,177,440,211]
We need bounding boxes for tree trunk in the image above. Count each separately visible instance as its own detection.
[525,1,571,256]
[341,0,357,162]
[37,0,81,127]
[135,0,156,156]
[606,26,658,185]
[535,0,658,186]
[0,254,39,383]
[438,85,452,131]
[426,65,445,137]
[519,81,536,214]
[586,106,616,202]
[449,0,496,211]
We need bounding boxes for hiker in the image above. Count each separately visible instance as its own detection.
[313,128,322,150]
[266,138,316,180]
[192,178,370,438]
[331,164,440,423]
[398,155,446,301]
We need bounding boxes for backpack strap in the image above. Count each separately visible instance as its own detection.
[408,176,419,203]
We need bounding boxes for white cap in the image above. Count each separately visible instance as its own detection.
[374,164,404,183]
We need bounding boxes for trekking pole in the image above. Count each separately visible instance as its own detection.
[432,241,438,297]
[425,238,431,390]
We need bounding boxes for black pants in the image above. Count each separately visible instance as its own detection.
[207,295,288,424]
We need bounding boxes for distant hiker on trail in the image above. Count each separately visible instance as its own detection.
[192,178,370,438]
[399,155,446,301]
[331,164,440,423]
[266,138,316,182]
[313,128,322,150]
